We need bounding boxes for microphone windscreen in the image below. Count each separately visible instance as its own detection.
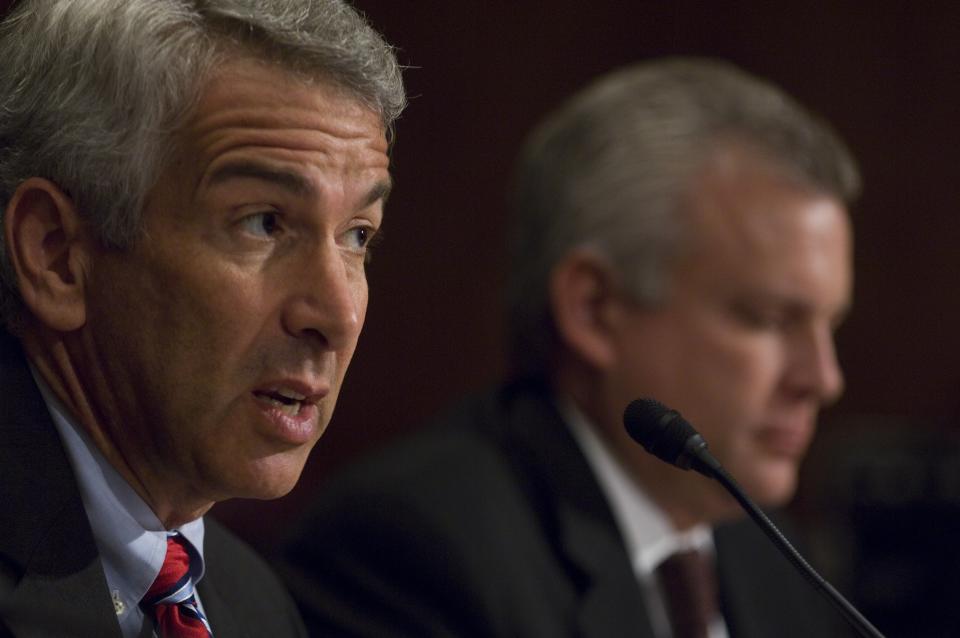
[623,398,697,467]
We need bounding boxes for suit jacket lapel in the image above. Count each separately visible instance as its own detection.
[495,381,655,638]
[0,331,121,637]
[561,510,656,638]
[197,575,244,638]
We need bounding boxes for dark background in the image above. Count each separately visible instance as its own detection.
[4,1,959,636]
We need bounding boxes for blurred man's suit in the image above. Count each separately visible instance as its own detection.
[283,380,840,637]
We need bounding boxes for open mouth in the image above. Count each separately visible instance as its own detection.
[254,389,310,416]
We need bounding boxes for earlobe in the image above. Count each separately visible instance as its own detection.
[549,249,621,370]
[4,178,89,332]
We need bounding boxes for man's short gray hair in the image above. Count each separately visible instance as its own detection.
[507,57,860,377]
[0,0,405,328]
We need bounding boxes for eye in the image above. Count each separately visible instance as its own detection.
[731,303,787,331]
[346,225,376,250]
[238,212,281,238]
[344,225,383,265]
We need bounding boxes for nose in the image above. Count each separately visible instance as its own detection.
[786,323,845,405]
[281,244,365,352]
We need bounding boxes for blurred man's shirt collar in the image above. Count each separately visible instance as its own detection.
[559,395,727,638]
[559,395,712,571]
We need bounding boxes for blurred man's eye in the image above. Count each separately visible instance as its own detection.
[731,303,787,331]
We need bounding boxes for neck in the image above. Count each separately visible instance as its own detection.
[20,323,213,528]
[555,354,741,532]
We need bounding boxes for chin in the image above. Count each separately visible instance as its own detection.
[220,455,308,501]
[232,473,301,501]
[249,482,298,501]
[748,465,800,508]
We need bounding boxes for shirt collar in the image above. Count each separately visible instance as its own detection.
[31,366,205,621]
[559,396,713,579]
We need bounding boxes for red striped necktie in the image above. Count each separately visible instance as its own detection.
[140,533,212,637]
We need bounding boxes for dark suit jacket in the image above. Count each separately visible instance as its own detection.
[283,380,849,637]
[0,331,306,637]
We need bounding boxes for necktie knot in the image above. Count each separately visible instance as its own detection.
[655,549,719,638]
[141,533,212,637]
[143,535,192,605]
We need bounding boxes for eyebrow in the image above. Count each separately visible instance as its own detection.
[206,161,392,210]
[362,179,393,209]
[207,161,313,196]
[737,292,851,326]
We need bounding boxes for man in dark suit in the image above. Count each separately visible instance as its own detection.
[283,59,861,637]
[0,1,404,636]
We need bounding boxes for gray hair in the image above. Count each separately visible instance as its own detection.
[0,0,405,328]
[508,57,860,376]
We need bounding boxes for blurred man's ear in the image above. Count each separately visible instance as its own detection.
[3,178,89,332]
[549,249,622,371]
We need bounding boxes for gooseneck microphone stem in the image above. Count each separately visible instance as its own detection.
[623,399,885,638]
[707,463,884,638]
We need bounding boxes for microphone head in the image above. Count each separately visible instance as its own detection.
[623,398,699,468]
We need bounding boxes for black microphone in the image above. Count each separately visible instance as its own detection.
[622,398,724,478]
[623,398,885,638]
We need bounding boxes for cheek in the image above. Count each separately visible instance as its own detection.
[334,284,368,382]
[675,335,787,451]
[176,255,279,336]
[354,278,369,325]
[340,273,369,353]
[156,286,248,367]
[693,326,786,402]
[141,270,275,417]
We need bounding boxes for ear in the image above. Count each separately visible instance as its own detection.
[3,178,90,331]
[549,249,623,370]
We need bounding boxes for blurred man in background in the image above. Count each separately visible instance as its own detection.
[0,1,403,635]
[283,58,858,637]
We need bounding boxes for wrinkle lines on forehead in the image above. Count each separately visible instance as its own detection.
[189,71,388,153]
[176,61,390,195]
[204,159,393,207]
[192,113,388,154]
[190,119,389,180]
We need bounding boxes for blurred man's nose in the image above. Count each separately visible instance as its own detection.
[786,323,845,405]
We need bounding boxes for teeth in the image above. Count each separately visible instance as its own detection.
[278,401,300,416]
[275,388,307,401]
[264,395,301,415]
